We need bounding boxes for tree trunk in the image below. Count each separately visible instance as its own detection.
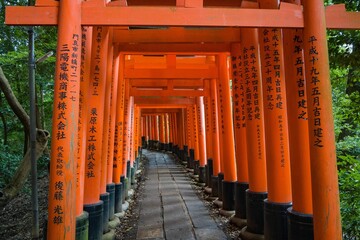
[0,129,49,207]
[0,66,50,206]
[0,66,30,131]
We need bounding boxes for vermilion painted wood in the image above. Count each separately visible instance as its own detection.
[100,30,114,194]
[124,68,218,79]
[203,80,213,160]
[303,0,342,239]
[76,26,92,217]
[241,27,267,193]
[210,79,221,176]
[113,55,126,183]
[6,3,360,29]
[47,1,81,238]
[112,27,241,43]
[106,46,120,184]
[129,98,135,167]
[258,0,292,204]
[197,97,207,167]
[192,104,200,161]
[283,28,313,214]
[230,43,249,183]
[83,26,109,204]
[117,43,230,54]
[217,54,237,182]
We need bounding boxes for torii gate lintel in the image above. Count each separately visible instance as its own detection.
[5,2,360,29]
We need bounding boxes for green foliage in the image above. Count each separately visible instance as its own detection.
[337,155,360,239]
[0,144,22,189]
[328,1,360,238]
[0,1,56,188]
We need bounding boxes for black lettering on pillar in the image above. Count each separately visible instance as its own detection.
[308,36,323,148]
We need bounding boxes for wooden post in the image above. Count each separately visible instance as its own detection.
[83,26,109,238]
[47,0,81,238]
[75,26,92,239]
[216,69,225,200]
[165,113,170,150]
[196,97,207,183]
[204,80,214,187]
[98,28,113,234]
[209,78,221,198]
[155,115,160,145]
[192,104,200,169]
[239,27,268,238]
[230,43,249,223]
[106,45,120,221]
[303,0,342,239]
[217,53,237,211]
[283,25,314,239]
[159,114,165,150]
[168,112,173,150]
[113,54,125,213]
[188,105,195,169]
[204,80,213,159]
[122,93,133,197]
[259,25,293,239]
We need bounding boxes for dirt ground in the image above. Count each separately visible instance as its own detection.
[0,176,49,240]
[0,154,242,239]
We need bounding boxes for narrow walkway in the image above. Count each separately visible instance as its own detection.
[136,150,228,240]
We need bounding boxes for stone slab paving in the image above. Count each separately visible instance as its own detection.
[136,150,229,240]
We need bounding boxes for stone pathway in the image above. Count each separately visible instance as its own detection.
[136,150,228,240]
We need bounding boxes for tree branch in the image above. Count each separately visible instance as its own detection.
[0,66,30,131]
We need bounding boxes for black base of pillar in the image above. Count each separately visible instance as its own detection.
[194,160,200,175]
[100,193,110,233]
[246,190,268,235]
[218,172,224,201]
[206,159,213,187]
[124,178,129,199]
[126,161,131,179]
[235,182,249,219]
[84,201,103,240]
[199,166,206,183]
[187,156,191,169]
[264,200,292,240]
[131,167,135,185]
[106,183,115,220]
[120,176,126,203]
[76,211,89,240]
[114,182,123,213]
[183,145,188,154]
[189,149,195,169]
[164,143,169,151]
[169,142,173,152]
[141,136,146,149]
[205,165,208,184]
[160,142,165,151]
[154,140,158,149]
[222,181,236,211]
[211,176,219,197]
[287,208,314,240]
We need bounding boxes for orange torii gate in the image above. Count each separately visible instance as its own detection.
[5,0,360,240]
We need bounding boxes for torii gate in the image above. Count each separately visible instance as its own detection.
[5,0,360,240]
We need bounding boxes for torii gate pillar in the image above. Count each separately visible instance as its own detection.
[47,0,81,239]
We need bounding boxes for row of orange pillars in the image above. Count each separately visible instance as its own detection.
[40,2,343,240]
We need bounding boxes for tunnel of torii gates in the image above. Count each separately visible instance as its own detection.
[5,0,360,239]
